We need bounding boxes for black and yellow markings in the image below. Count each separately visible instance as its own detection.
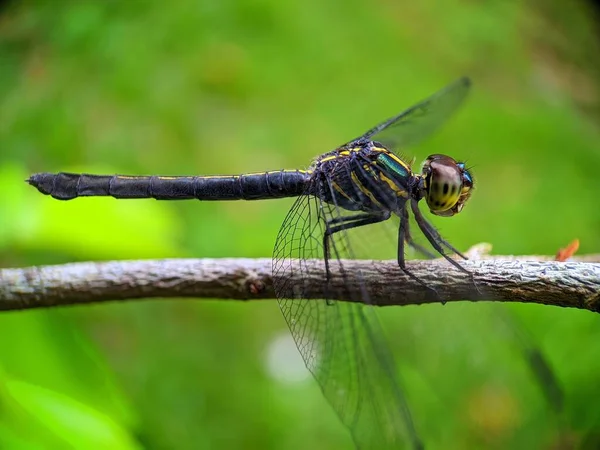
[379,171,409,198]
[319,149,355,164]
[373,150,411,199]
[152,170,311,181]
[428,180,460,210]
[362,163,408,201]
[115,175,147,180]
[242,170,309,177]
[116,175,197,180]
[318,145,414,205]
[350,171,384,209]
[330,180,353,202]
[200,174,239,179]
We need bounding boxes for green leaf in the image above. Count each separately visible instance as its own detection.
[3,378,141,450]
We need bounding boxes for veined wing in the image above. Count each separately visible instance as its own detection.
[272,171,422,450]
[347,77,471,153]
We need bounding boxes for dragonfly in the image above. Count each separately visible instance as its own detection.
[27,77,561,449]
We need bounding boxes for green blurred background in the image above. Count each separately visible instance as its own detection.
[1,0,600,449]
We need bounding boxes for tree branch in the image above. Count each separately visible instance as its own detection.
[1,246,599,313]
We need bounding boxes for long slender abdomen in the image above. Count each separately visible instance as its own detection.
[27,171,310,201]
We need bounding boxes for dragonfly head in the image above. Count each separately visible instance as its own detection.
[420,154,473,217]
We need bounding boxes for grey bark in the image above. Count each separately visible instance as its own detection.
[1,250,598,313]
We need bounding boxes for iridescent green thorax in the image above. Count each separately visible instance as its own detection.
[375,149,411,180]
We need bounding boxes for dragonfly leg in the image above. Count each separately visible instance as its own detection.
[398,206,441,299]
[411,200,468,260]
[410,200,487,300]
[411,199,489,301]
[323,211,391,280]
[400,206,437,259]
[324,211,390,226]
[323,211,390,306]
[410,199,469,274]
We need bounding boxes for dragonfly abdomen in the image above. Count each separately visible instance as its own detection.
[28,170,311,201]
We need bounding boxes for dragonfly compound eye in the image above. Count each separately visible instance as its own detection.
[422,154,473,217]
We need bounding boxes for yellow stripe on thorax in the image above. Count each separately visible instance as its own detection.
[350,171,383,209]
[378,172,408,198]
[331,181,353,202]
[318,147,362,163]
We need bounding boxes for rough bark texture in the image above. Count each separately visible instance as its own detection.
[1,252,598,313]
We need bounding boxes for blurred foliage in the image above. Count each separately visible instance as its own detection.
[1,0,600,449]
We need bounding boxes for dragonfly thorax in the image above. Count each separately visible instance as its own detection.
[419,154,473,217]
[313,143,416,214]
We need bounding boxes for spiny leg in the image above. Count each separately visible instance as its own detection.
[410,198,484,299]
[410,199,469,273]
[323,211,391,280]
[398,206,441,299]
[411,200,467,260]
[324,212,390,226]
[400,206,437,259]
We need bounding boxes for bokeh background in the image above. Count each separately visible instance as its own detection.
[1,1,600,449]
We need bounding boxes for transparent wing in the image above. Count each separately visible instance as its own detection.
[347,77,471,152]
[271,150,562,448]
[272,174,422,450]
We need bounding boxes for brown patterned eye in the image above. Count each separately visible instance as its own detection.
[422,154,474,216]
